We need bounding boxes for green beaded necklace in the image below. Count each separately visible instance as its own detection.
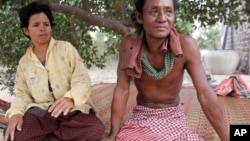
[142,47,174,80]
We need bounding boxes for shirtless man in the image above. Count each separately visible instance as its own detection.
[104,0,229,140]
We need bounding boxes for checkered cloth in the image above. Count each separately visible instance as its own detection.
[116,103,203,141]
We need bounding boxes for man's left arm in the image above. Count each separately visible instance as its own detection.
[180,35,229,141]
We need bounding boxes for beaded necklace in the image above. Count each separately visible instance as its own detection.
[142,47,174,80]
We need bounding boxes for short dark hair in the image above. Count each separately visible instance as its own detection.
[19,2,55,29]
[131,0,179,33]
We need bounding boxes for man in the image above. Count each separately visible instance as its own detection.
[104,0,229,141]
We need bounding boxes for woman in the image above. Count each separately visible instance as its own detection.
[4,2,104,141]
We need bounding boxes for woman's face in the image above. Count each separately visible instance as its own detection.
[22,12,52,46]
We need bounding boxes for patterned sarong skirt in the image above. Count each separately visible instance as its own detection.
[116,103,203,141]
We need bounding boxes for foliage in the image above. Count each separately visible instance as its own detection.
[0,5,29,94]
[51,13,118,68]
[174,12,194,35]
[195,26,221,49]
[179,0,250,28]
[79,31,120,68]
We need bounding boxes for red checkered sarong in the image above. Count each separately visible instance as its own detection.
[116,103,203,141]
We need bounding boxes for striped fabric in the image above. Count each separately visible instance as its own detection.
[116,104,203,141]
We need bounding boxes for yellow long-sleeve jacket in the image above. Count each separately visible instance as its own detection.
[5,38,92,121]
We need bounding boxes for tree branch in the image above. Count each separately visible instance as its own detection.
[82,0,90,12]
[69,16,80,50]
[49,3,130,35]
[121,0,126,23]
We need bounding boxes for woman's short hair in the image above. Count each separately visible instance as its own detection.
[19,2,55,28]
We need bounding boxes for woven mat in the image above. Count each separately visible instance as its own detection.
[90,83,250,141]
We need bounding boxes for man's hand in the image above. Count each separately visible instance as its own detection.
[48,97,74,118]
[4,114,23,141]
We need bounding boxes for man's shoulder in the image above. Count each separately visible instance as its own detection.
[179,34,196,44]
[178,34,198,50]
[119,33,143,50]
[122,33,142,41]
[178,34,200,56]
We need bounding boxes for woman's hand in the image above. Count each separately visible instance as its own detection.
[4,114,23,141]
[48,97,74,118]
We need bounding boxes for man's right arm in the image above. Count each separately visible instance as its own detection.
[108,67,131,139]
[104,36,131,140]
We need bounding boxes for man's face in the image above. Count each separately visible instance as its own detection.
[136,0,175,39]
